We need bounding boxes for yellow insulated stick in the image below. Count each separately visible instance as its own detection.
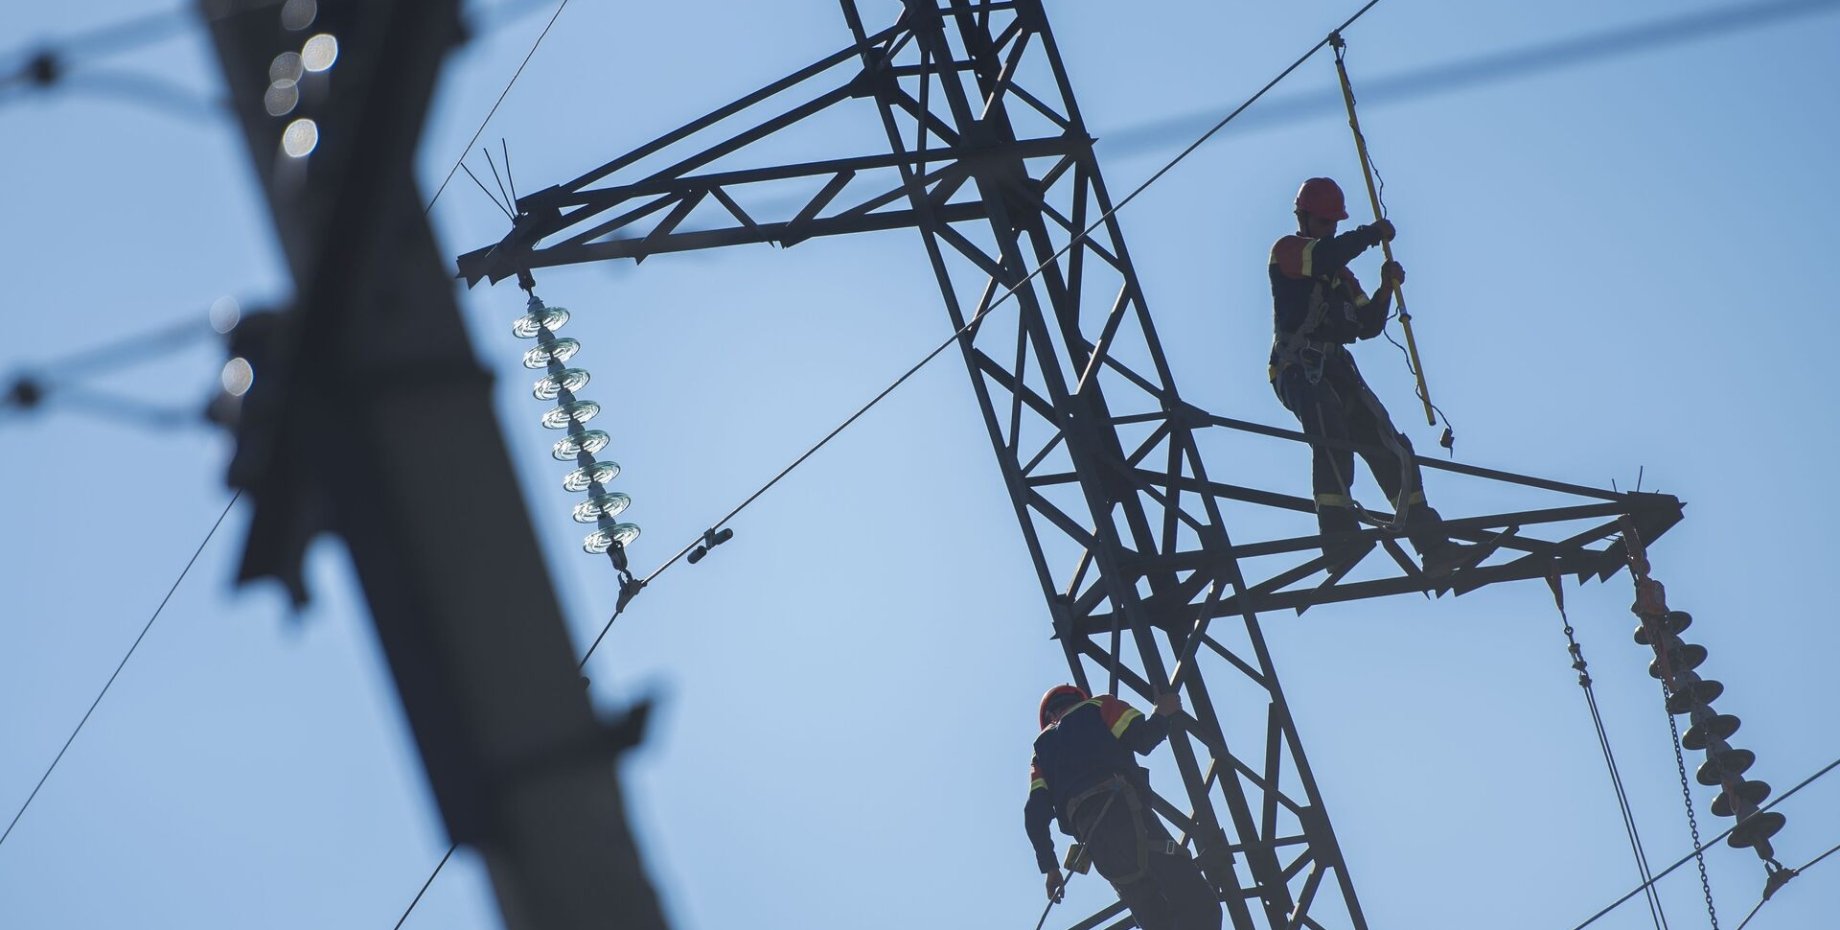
[1330,33,1438,429]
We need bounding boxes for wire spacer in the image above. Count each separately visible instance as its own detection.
[686,527,735,565]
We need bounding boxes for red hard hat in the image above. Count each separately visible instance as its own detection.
[1039,684,1087,728]
[1295,177,1349,221]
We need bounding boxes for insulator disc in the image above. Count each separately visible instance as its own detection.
[1683,713,1741,751]
[1647,643,1709,680]
[583,522,641,554]
[551,429,610,461]
[541,399,601,430]
[1710,779,1771,818]
[1727,811,1787,850]
[1665,679,1724,715]
[1697,748,1756,787]
[572,491,632,524]
[522,337,581,369]
[512,304,570,338]
[533,367,590,400]
[1632,610,1694,645]
[564,460,621,492]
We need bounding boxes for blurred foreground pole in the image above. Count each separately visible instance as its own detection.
[202,2,669,927]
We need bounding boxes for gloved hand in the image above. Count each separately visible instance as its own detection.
[1045,869,1066,903]
[1368,218,1396,243]
[1152,691,1183,717]
[1381,260,1405,288]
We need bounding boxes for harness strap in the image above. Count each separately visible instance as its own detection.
[1067,776,1157,885]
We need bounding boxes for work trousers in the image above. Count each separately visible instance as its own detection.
[1070,785,1222,930]
[1272,353,1442,550]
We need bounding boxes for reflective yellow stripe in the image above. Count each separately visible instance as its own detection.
[1395,490,1426,507]
[1353,294,1371,308]
[1299,239,1318,277]
[1110,707,1142,738]
[1315,493,1354,509]
[1030,778,1047,793]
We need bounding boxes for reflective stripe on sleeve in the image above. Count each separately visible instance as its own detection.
[1109,707,1142,738]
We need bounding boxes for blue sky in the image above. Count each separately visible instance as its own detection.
[3,2,1838,929]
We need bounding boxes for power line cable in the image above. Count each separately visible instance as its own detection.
[424,0,572,215]
[1102,0,1840,157]
[582,0,1388,646]
[389,5,1387,924]
[1728,836,1840,930]
[0,0,558,118]
[1569,753,1840,930]
[1550,591,1673,930]
[0,492,241,850]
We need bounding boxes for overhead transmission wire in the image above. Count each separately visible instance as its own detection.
[423,0,573,215]
[379,1,583,924]
[1548,576,1675,930]
[581,0,1388,644]
[1728,837,1840,930]
[0,0,562,901]
[0,0,559,121]
[1569,753,1840,930]
[0,492,241,850]
[388,3,1389,925]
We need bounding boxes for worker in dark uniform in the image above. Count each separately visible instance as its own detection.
[1026,685,1221,930]
[1269,177,1471,573]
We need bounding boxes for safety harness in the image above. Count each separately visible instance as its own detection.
[1065,775,1181,885]
[1269,273,1358,387]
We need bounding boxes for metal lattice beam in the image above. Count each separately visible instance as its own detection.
[456,2,1681,928]
[207,2,668,928]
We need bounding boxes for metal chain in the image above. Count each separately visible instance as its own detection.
[1662,679,1721,929]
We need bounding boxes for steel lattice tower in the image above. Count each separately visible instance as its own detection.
[460,2,1682,927]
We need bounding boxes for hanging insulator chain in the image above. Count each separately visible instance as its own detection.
[1664,681,1722,929]
[511,272,641,583]
[1620,517,1787,866]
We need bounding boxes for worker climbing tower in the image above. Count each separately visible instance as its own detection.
[457,2,1769,927]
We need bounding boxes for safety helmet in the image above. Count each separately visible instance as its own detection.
[1295,177,1349,221]
[1038,684,1087,728]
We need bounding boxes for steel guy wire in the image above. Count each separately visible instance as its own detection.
[0,492,241,851]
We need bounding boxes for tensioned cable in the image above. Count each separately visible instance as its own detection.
[423,0,572,215]
[1728,837,1840,930]
[1569,753,1840,930]
[577,0,1389,656]
[383,2,586,923]
[0,491,241,850]
[390,5,1387,924]
[1547,576,1671,930]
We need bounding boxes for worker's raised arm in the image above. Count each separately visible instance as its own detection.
[1272,220,1394,280]
[1353,261,1403,340]
[1095,694,1175,755]
[1025,760,1059,873]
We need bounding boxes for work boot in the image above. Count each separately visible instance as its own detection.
[1315,508,1362,562]
[1416,538,1480,578]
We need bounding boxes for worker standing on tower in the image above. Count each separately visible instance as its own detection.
[1268,177,1472,574]
[1026,684,1222,930]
